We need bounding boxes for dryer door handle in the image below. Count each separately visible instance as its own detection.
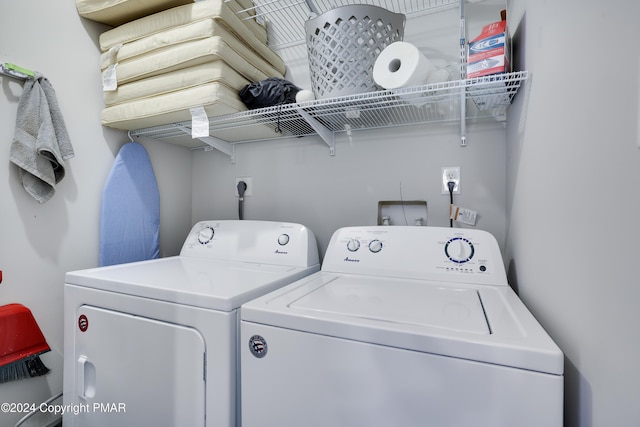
[77,355,96,399]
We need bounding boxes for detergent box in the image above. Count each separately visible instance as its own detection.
[467,11,510,79]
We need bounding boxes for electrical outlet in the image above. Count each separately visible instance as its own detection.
[235,177,253,197]
[441,167,460,194]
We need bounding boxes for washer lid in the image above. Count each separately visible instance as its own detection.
[65,256,319,311]
[242,272,564,375]
[290,276,490,334]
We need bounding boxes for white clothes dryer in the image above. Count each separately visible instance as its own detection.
[63,220,319,427]
[241,226,564,427]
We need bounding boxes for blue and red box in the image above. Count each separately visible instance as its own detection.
[467,12,510,79]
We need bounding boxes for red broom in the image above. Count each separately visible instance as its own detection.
[0,304,51,383]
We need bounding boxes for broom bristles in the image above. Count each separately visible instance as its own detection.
[0,355,50,384]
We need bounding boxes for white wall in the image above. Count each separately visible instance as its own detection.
[0,2,192,425]
[506,0,640,425]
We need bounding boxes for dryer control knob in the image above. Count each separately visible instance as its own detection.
[197,226,215,245]
[369,239,383,253]
[346,239,361,252]
[278,234,290,246]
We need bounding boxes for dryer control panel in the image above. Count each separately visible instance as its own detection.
[180,220,319,268]
[321,226,508,286]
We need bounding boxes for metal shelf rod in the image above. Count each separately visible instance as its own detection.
[459,0,467,146]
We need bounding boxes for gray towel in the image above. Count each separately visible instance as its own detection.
[10,72,74,203]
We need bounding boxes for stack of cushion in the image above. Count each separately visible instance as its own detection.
[76,0,194,26]
[92,0,286,132]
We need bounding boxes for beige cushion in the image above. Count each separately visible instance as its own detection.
[104,61,249,106]
[104,36,282,86]
[101,18,217,69]
[100,18,282,76]
[98,0,274,66]
[101,82,246,136]
[76,0,262,35]
[76,0,193,26]
[102,82,281,147]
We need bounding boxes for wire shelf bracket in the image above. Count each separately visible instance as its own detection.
[176,125,236,163]
[295,106,335,155]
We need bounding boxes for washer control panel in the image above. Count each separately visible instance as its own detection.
[444,237,474,264]
[180,220,319,268]
[322,226,507,286]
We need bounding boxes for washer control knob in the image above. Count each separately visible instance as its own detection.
[278,234,290,246]
[197,226,215,245]
[445,237,475,264]
[369,239,383,253]
[346,239,360,252]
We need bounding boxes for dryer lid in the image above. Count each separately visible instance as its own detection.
[66,256,318,311]
[289,276,490,335]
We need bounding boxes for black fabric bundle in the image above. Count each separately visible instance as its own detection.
[239,78,301,110]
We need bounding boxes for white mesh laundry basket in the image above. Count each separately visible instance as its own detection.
[305,4,405,99]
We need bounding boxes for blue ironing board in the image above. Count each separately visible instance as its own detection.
[99,142,160,266]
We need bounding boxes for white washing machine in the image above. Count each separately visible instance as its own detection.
[241,226,564,427]
[63,220,319,427]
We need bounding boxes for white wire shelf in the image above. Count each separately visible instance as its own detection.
[247,0,460,49]
[130,71,528,157]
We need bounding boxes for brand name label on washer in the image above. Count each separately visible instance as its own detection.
[249,335,268,358]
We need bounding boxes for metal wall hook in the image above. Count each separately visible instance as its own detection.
[0,63,35,81]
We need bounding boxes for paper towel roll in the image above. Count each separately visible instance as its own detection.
[426,68,452,85]
[296,89,315,103]
[373,42,436,89]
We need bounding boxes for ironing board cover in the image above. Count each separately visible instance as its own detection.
[99,142,160,266]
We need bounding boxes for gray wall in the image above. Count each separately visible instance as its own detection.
[0,2,192,424]
[192,122,508,257]
[506,0,640,425]
[4,0,637,426]
[191,4,510,257]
